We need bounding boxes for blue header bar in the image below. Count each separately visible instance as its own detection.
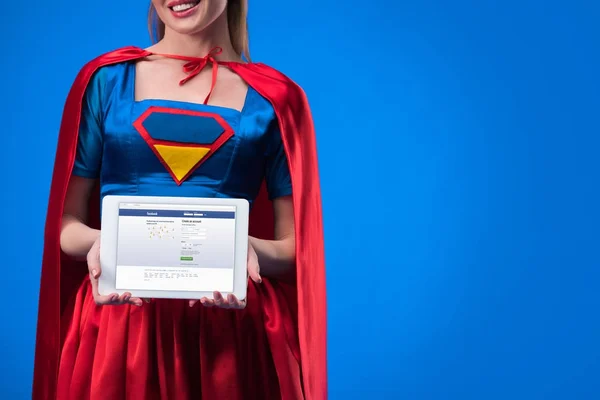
[119,209,235,219]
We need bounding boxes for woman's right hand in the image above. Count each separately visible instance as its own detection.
[87,235,143,307]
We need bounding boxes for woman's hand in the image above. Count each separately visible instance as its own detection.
[189,239,262,309]
[87,235,143,307]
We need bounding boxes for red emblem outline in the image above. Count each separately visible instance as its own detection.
[133,106,234,185]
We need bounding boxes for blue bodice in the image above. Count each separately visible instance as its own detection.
[73,62,292,205]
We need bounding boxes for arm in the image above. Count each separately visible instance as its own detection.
[58,67,140,306]
[60,68,105,257]
[249,117,296,282]
[250,195,296,282]
[60,176,100,257]
[62,175,140,306]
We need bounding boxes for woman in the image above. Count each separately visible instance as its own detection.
[32,1,327,399]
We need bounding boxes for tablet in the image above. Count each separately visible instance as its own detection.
[98,195,250,301]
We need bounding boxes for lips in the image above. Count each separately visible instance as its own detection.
[167,0,200,14]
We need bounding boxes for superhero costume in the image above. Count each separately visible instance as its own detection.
[32,47,326,400]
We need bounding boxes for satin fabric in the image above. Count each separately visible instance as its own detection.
[33,47,327,400]
[56,61,297,399]
[58,276,302,400]
[73,62,292,204]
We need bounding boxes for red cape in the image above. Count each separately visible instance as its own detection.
[33,47,327,400]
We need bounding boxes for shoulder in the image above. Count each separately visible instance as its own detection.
[80,46,148,71]
[71,46,146,99]
[247,63,306,91]
[79,63,130,112]
[72,46,147,90]
[87,63,129,87]
[239,62,310,109]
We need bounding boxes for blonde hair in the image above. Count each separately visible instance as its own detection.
[147,0,250,61]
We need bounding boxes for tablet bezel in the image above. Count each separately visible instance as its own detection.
[98,195,249,301]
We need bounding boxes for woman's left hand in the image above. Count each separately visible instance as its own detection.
[189,239,262,309]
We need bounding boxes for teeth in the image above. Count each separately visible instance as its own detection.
[172,3,197,12]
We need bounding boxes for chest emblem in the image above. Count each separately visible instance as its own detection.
[133,106,234,185]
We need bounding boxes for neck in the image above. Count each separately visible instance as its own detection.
[154,13,240,61]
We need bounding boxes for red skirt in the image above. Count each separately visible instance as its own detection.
[56,276,303,400]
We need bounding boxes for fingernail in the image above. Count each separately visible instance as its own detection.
[91,269,97,277]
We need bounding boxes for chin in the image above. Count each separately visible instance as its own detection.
[155,0,227,35]
[167,20,208,36]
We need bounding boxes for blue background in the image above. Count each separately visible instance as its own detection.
[1,0,598,399]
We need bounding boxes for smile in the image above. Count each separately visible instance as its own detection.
[168,0,200,15]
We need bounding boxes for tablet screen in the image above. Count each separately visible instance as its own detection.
[114,202,236,293]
